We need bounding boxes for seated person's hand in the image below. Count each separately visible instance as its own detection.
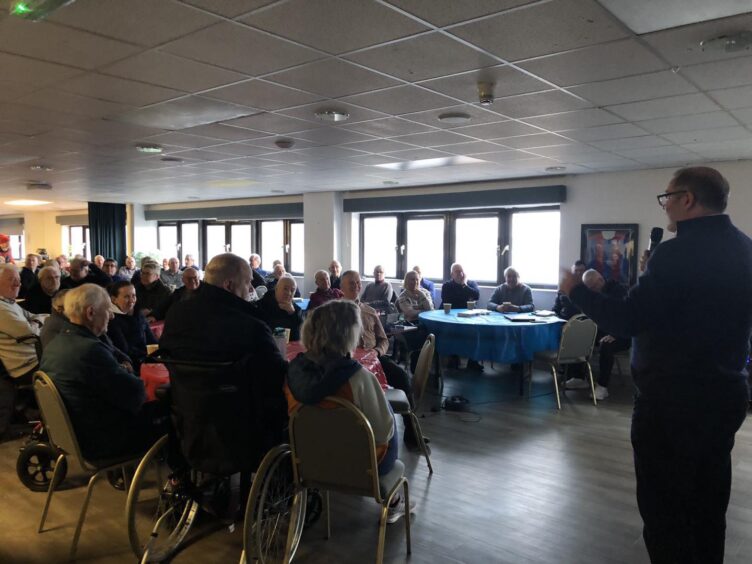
[142,308,152,317]
[145,315,156,323]
[600,335,616,344]
[120,361,134,373]
[280,301,295,314]
[498,302,519,313]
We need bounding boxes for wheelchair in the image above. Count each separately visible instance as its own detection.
[125,356,309,563]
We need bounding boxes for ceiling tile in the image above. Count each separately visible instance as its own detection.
[681,56,752,90]
[391,129,474,147]
[345,32,497,82]
[339,85,457,115]
[222,112,320,134]
[450,0,628,62]
[470,150,543,163]
[419,64,550,102]
[278,101,388,125]
[386,0,535,27]
[523,109,623,131]
[567,70,697,106]
[607,93,720,121]
[429,140,509,155]
[49,0,221,47]
[21,90,131,119]
[494,133,572,149]
[162,21,322,76]
[729,108,752,125]
[179,123,269,141]
[450,120,540,139]
[203,79,323,111]
[164,148,238,161]
[342,139,418,153]
[102,51,248,92]
[59,73,185,107]
[196,142,277,157]
[114,96,254,130]
[142,132,220,149]
[399,104,509,129]
[490,90,591,118]
[680,138,752,159]
[0,17,140,70]
[708,85,752,110]
[179,0,276,18]
[565,123,649,142]
[0,81,38,103]
[519,40,668,87]
[242,0,427,54]
[613,145,692,160]
[527,143,604,158]
[341,117,437,137]
[661,126,752,145]
[265,59,400,98]
[381,148,453,160]
[593,136,672,151]
[290,127,376,146]
[636,111,740,134]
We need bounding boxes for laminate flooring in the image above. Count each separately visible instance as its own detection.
[2,363,751,564]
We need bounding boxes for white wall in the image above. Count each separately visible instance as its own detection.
[131,203,158,255]
[302,191,343,295]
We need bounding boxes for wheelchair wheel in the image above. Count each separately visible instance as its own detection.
[126,435,199,562]
[16,443,67,492]
[243,444,306,563]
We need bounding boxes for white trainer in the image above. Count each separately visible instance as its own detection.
[593,384,609,400]
[565,377,590,390]
[387,497,417,524]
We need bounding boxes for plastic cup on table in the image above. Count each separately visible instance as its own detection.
[443,304,451,314]
[467,301,476,310]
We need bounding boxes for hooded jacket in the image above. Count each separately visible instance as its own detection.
[286,353,394,461]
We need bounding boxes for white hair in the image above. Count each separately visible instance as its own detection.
[504,266,519,277]
[64,284,109,323]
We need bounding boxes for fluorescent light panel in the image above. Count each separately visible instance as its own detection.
[5,199,51,206]
[374,156,486,171]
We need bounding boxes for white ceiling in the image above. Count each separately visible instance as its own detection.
[0,0,751,214]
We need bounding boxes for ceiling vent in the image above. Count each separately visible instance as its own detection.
[27,181,53,190]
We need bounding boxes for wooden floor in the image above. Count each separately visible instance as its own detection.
[2,363,752,564]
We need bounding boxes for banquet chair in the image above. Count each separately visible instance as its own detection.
[532,315,598,409]
[289,397,411,564]
[32,371,144,561]
[386,334,435,474]
[255,285,267,299]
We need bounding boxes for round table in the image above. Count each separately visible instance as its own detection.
[418,310,564,364]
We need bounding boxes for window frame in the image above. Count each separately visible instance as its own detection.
[64,224,91,260]
[156,220,203,265]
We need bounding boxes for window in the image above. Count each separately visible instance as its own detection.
[362,216,398,278]
[158,225,178,259]
[289,222,305,274]
[510,210,560,286]
[181,223,200,266]
[63,225,90,259]
[455,216,499,283]
[9,234,24,260]
[205,224,227,265]
[230,224,252,261]
[260,220,284,271]
[407,217,444,280]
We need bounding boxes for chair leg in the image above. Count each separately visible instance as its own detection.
[586,362,597,406]
[550,364,561,410]
[402,480,411,555]
[122,465,131,493]
[324,490,331,540]
[38,453,66,533]
[69,470,104,561]
[409,412,433,474]
[376,501,390,564]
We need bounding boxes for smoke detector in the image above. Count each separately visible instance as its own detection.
[477,81,494,106]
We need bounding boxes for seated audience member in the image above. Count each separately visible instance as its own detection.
[361,265,394,303]
[107,281,157,371]
[40,284,161,460]
[340,270,424,449]
[150,267,201,321]
[22,266,61,315]
[286,299,415,523]
[102,258,125,283]
[118,255,137,280]
[329,259,342,290]
[412,265,435,296]
[249,253,269,278]
[308,269,343,310]
[40,290,68,349]
[397,270,433,373]
[255,274,303,341]
[488,267,535,313]
[129,255,153,287]
[55,255,70,276]
[93,255,105,270]
[160,253,288,467]
[565,270,630,400]
[160,257,183,290]
[60,257,111,290]
[135,262,171,317]
[180,254,202,278]
[161,258,169,271]
[0,264,45,435]
[265,264,301,297]
[0,234,15,264]
[554,260,586,320]
[19,253,40,299]
[441,263,482,371]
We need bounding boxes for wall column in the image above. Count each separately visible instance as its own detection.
[302,191,343,294]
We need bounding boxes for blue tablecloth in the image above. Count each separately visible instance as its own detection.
[418,310,564,363]
[294,298,310,311]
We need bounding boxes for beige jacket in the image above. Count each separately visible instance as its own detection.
[0,298,43,378]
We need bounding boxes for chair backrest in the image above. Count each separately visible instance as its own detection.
[289,397,382,502]
[33,371,85,463]
[255,285,267,298]
[411,334,435,408]
[557,314,598,364]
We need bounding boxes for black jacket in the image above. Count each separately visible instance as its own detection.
[107,311,157,370]
[251,269,267,289]
[135,279,171,314]
[255,291,303,342]
[150,284,201,321]
[571,215,752,401]
[21,283,54,314]
[60,263,111,290]
[19,267,37,298]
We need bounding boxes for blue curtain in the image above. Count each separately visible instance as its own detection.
[87,202,126,263]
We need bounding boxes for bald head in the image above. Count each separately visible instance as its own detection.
[204,253,251,300]
[582,269,605,293]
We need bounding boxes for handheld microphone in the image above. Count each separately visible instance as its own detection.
[646,227,664,256]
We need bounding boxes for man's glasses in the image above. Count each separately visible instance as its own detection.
[656,190,688,208]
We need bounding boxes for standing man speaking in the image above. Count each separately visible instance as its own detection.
[560,167,752,563]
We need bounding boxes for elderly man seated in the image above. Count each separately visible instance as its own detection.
[150,267,201,321]
[565,269,630,400]
[22,266,61,315]
[340,270,425,450]
[554,260,586,320]
[19,253,40,299]
[60,257,111,290]
[397,270,433,374]
[308,269,343,310]
[329,259,342,290]
[249,253,269,279]
[441,263,482,370]
[102,258,125,283]
[0,264,45,436]
[255,274,304,341]
[107,281,157,371]
[40,284,162,460]
[135,262,171,317]
[265,263,301,297]
[118,256,136,281]
[160,257,183,290]
[488,267,535,313]
[361,265,394,303]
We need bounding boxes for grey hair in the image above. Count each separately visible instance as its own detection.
[249,253,261,262]
[504,266,519,277]
[582,269,604,288]
[278,273,296,287]
[314,269,329,280]
[302,300,362,359]
[51,289,69,312]
[64,284,109,323]
[403,270,419,287]
[38,266,59,280]
[450,262,462,272]
[0,263,18,277]
[204,253,249,287]
[141,262,159,275]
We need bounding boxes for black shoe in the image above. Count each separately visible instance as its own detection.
[466,359,484,372]
[447,356,460,369]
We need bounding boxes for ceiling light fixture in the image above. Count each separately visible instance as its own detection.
[160,156,183,163]
[5,199,51,206]
[26,181,52,190]
[438,112,471,124]
[314,110,350,122]
[374,156,486,171]
[700,30,752,53]
[29,164,53,172]
[545,166,567,172]
[135,143,163,154]
[274,139,294,149]
[10,0,76,21]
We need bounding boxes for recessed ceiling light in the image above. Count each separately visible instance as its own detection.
[160,156,183,163]
[438,112,471,124]
[374,156,486,171]
[700,30,752,53]
[545,166,567,172]
[382,180,400,186]
[275,139,295,149]
[5,199,51,206]
[29,164,53,172]
[314,110,350,122]
[271,189,285,194]
[26,181,52,190]
[135,143,163,154]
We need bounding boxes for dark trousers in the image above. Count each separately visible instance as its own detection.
[379,355,418,440]
[631,383,748,564]
[597,338,630,387]
[0,369,36,436]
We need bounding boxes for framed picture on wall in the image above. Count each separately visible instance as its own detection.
[580,224,639,287]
